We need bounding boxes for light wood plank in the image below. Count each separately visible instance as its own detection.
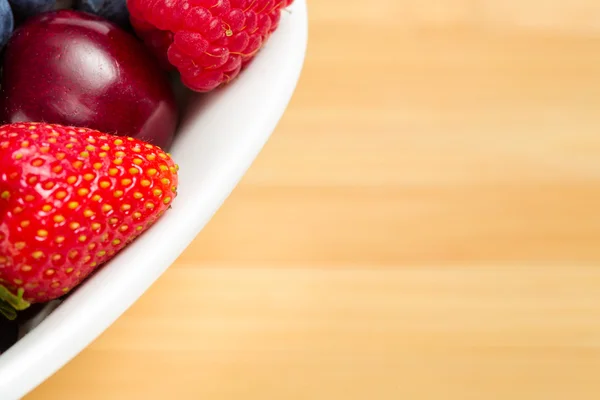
[28,267,600,400]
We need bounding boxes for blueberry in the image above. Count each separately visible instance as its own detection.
[8,0,71,20]
[0,0,13,49]
[76,0,129,27]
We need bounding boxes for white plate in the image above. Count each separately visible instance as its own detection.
[0,2,308,398]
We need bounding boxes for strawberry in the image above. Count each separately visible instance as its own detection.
[0,122,179,319]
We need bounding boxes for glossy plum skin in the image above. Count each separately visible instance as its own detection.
[0,10,178,150]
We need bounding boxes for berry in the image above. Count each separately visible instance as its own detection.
[0,0,13,50]
[8,0,71,20]
[76,0,129,28]
[0,122,179,318]
[127,0,294,92]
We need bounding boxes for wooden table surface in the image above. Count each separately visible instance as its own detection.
[27,1,600,399]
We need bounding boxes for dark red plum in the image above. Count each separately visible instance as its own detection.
[0,10,178,150]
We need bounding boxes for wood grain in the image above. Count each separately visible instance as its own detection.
[27,1,600,399]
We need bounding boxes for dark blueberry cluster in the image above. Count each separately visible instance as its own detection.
[0,0,130,50]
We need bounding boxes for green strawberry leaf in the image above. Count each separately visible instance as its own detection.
[0,286,30,312]
[0,300,16,320]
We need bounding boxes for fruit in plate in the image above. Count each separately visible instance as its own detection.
[76,0,129,27]
[0,10,178,150]
[8,0,71,20]
[127,0,294,92]
[0,122,179,319]
[0,0,13,49]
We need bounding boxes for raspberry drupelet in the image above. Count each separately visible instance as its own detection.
[127,0,294,92]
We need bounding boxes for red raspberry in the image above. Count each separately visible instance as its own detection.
[127,0,294,92]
